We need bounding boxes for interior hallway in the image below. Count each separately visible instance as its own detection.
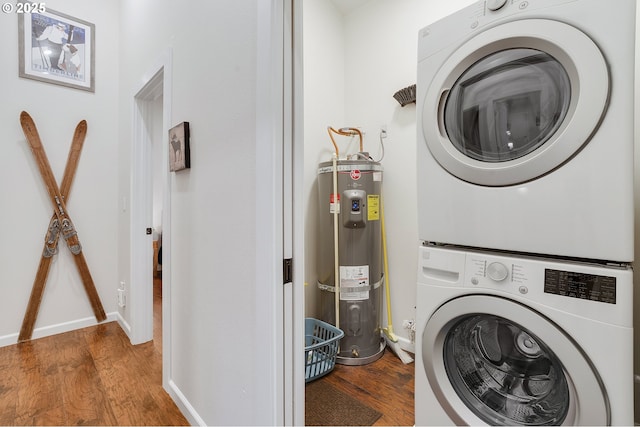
[0,278,187,426]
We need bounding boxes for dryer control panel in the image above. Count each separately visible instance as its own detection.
[418,0,580,61]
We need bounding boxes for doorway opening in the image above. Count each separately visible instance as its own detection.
[131,50,173,389]
[297,1,432,425]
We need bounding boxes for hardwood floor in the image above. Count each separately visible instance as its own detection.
[1,278,414,426]
[311,347,415,426]
[0,278,188,426]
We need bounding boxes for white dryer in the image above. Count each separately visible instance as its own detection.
[415,244,633,426]
[416,0,635,262]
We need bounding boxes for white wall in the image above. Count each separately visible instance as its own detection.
[118,0,278,425]
[303,0,347,319]
[303,0,475,347]
[0,0,119,344]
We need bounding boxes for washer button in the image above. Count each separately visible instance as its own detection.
[487,262,509,282]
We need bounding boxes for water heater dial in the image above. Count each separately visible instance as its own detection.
[487,262,509,282]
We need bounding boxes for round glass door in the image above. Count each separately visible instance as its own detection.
[444,48,571,163]
[421,19,609,186]
[421,295,609,425]
[444,314,569,425]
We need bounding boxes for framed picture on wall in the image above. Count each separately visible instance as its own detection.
[169,122,191,172]
[18,7,95,92]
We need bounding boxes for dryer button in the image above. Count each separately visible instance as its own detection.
[487,0,507,11]
[487,262,509,282]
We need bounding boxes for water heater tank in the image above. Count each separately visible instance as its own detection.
[317,159,385,365]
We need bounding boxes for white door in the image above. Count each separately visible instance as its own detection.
[421,19,609,186]
[421,295,608,425]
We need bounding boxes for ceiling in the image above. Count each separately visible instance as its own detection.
[330,0,371,15]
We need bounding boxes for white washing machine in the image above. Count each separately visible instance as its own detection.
[416,0,635,262]
[415,244,633,425]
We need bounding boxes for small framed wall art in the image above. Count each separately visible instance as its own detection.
[18,7,95,92]
[169,122,191,172]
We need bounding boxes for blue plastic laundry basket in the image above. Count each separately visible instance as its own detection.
[305,318,344,382]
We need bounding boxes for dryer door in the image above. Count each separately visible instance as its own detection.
[421,295,608,426]
[421,19,608,186]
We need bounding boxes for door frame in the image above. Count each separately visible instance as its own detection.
[289,0,305,424]
[287,0,305,423]
[130,49,173,388]
[256,0,304,424]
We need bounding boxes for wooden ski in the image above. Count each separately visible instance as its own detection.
[19,111,106,334]
[18,119,88,342]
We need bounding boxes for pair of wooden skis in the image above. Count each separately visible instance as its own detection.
[18,111,106,343]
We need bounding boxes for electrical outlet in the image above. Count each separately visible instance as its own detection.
[403,319,416,343]
[117,287,126,308]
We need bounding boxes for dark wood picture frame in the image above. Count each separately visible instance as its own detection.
[169,122,190,172]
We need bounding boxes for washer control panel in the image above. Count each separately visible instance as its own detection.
[487,262,509,281]
[544,268,616,305]
[462,251,622,304]
[486,0,508,11]
[418,244,632,326]
[466,254,532,296]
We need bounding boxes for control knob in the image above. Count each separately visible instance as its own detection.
[487,262,509,282]
[487,0,508,11]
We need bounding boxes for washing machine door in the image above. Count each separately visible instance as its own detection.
[422,295,608,426]
[421,19,608,186]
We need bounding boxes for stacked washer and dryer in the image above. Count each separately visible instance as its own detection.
[415,0,635,425]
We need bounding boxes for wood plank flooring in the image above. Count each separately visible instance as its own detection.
[0,279,188,426]
[312,347,415,426]
[1,276,415,426]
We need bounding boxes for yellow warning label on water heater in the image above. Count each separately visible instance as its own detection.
[367,195,380,221]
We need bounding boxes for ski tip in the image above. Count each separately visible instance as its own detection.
[20,111,34,127]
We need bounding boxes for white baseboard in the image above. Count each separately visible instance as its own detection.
[166,378,206,426]
[0,312,119,348]
[116,311,132,340]
[397,335,415,355]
